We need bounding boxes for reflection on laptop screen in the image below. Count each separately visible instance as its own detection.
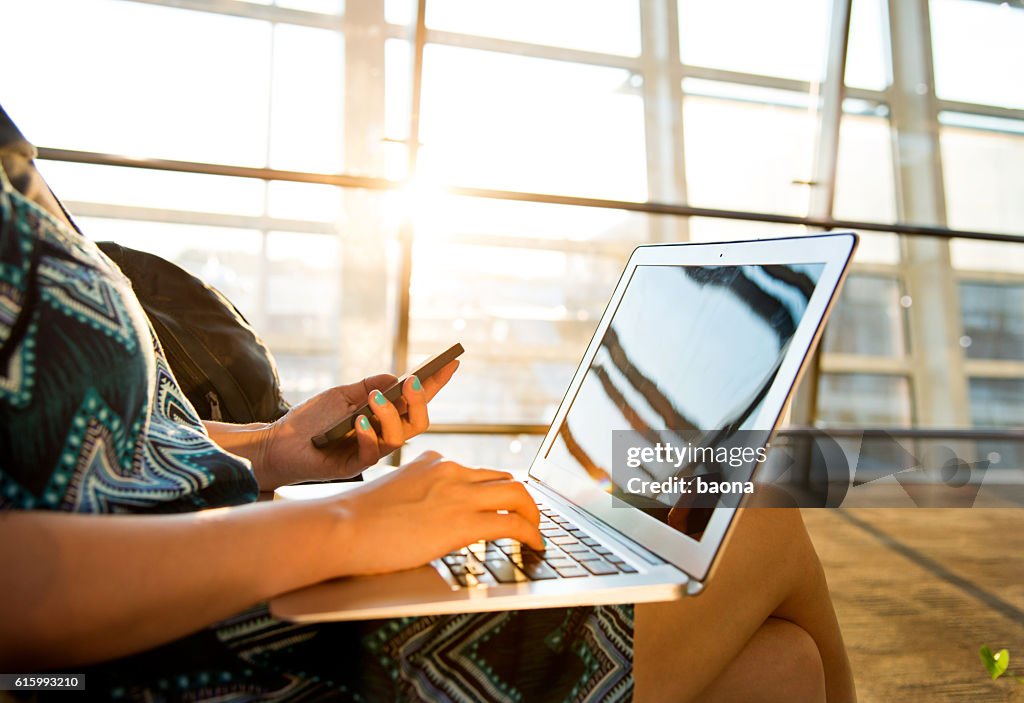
[545,262,825,541]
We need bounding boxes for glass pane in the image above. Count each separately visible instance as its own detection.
[36,160,345,227]
[959,282,1024,361]
[682,82,816,216]
[817,373,913,426]
[385,0,417,26]
[419,47,647,200]
[269,25,345,172]
[409,193,653,244]
[275,352,342,402]
[0,0,272,166]
[930,0,1024,110]
[410,245,618,425]
[384,38,413,179]
[404,434,545,475]
[275,0,344,13]
[407,198,654,425]
[950,239,1024,275]
[686,217,808,242]
[265,231,341,352]
[427,0,641,57]
[969,377,1024,426]
[969,378,1024,471]
[823,275,907,357]
[75,188,399,406]
[678,0,829,82]
[833,112,897,223]
[940,120,1024,235]
[266,181,345,222]
[845,0,889,91]
[851,232,901,266]
[35,161,266,217]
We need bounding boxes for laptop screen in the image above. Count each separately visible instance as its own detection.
[544,262,825,541]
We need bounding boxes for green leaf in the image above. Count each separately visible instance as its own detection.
[979,646,1010,680]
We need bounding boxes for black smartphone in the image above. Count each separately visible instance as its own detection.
[310,343,464,448]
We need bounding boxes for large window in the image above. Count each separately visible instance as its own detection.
[2,0,1021,466]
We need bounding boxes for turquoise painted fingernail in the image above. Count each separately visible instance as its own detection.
[412,375,422,391]
[359,416,371,431]
[373,390,386,405]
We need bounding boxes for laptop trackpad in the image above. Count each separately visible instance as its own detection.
[270,565,456,622]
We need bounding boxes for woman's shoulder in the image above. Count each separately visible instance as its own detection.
[0,167,259,515]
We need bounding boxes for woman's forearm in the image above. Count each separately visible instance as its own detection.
[203,420,270,478]
[0,499,343,670]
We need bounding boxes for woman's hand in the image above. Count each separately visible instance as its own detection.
[323,451,544,576]
[210,361,459,490]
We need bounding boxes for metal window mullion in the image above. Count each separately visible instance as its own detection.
[258,22,279,339]
[937,99,1024,123]
[639,0,688,243]
[387,0,429,467]
[38,147,1023,242]
[415,27,642,71]
[809,0,852,221]
[793,0,852,428]
[888,0,971,429]
[60,201,338,234]
[122,0,345,29]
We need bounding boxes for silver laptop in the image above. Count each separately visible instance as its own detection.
[271,233,858,622]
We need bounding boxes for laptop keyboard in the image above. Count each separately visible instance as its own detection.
[439,501,638,588]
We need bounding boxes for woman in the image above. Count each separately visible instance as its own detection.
[0,106,855,702]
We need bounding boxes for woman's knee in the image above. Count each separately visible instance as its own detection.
[766,618,826,702]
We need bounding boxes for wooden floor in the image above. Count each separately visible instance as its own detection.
[803,508,1024,702]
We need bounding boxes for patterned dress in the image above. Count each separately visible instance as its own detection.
[0,163,635,702]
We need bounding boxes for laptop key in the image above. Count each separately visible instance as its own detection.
[520,561,558,580]
[466,561,487,576]
[582,560,618,575]
[493,538,519,547]
[485,559,527,584]
[551,535,578,545]
[593,546,613,556]
[561,543,592,554]
[580,537,600,547]
[554,565,589,578]
[543,556,576,568]
[466,570,498,587]
[606,555,626,565]
[443,555,467,565]
[541,527,565,537]
[618,564,638,573]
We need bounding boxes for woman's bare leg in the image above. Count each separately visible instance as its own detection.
[633,507,855,702]
[696,617,826,702]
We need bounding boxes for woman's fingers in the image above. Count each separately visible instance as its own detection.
[460,466,515,483]
[421,360,459,401]
[473,512,545,551]
[367,389,404,450]
[402,375,429,434]
[468,480,541,527]
[353,414,382,466]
